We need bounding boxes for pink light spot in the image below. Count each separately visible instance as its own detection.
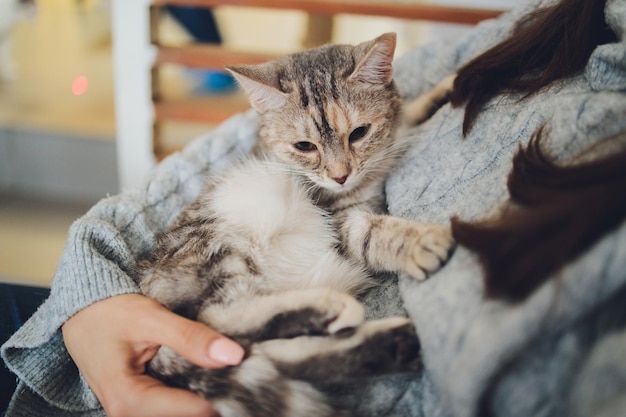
[72,76,89,96]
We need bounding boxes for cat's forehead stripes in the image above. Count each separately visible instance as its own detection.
[326,102,353,138]
[295,68,355,144]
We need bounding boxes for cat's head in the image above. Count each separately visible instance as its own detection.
[227,33,402,194]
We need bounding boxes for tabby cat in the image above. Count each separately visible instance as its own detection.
[136,33,454,417]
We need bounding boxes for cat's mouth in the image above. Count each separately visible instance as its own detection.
[303,171,360,195]
[319,176,358,194]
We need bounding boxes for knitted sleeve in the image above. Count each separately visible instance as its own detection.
[1,112,258,413]
[1,1,557,414]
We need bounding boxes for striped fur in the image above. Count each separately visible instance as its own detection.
[136,33,454,417]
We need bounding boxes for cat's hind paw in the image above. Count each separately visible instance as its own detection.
[281,290,365,337]
[324,291,365,335]
[404,74,456,125]
[359,317,422,372]
[210,289,366,342]
[256,316,422,382]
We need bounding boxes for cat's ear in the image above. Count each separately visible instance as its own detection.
[227,64,288,113]
[349,32,396,85]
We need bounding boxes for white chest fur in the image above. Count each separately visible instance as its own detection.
[208,160,371,294]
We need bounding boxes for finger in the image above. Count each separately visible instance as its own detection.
[104,374,218,417]
[145,304,245,368]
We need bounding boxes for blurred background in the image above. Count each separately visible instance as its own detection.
[0,0,509,287]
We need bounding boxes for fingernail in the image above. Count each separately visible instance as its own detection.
[208,339,244,365]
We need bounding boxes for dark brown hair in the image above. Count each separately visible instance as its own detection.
[452,129,626,302]
[450,0,615,135]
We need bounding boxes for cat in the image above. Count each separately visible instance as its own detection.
[136,32,455,417]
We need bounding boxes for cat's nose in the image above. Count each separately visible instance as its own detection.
[333,175,348,185]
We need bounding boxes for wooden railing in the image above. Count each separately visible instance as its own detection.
[152,0,504,25]
[150,0,505,159]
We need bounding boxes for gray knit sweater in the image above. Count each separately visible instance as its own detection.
[3,0,626,415]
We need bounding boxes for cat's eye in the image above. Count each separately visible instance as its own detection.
[349,125,371,143]
[294,142,318,152]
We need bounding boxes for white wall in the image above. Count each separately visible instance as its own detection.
[111,0,155,191]
[0,127,118,203]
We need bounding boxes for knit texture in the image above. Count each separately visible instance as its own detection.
[3,0,626,415]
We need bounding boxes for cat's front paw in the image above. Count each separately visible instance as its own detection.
[401,223,455,280]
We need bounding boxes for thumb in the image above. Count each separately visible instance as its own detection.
[147,303,245,368]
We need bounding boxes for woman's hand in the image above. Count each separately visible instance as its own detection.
[62,294,244,417]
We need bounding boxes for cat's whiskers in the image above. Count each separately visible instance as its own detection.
[358,139,407,179]
[136,32,456,417]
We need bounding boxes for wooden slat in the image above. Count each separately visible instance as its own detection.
[152,0,505,25]
[156,45,282,69]
[155,147,184,161]
[154,95,251,124]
